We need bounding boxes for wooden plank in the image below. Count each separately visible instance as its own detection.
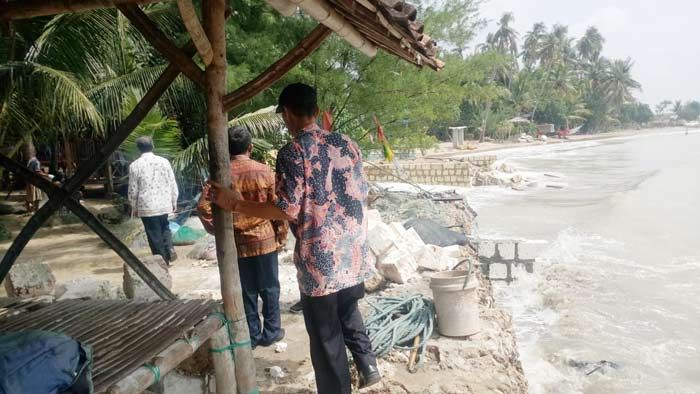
[222,24,331,113]
[118,5,206,89]
[203,0,256,392]
[0,0,169,20]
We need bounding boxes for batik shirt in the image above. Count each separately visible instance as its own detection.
[276,123,372,297]
[198,156,288,259]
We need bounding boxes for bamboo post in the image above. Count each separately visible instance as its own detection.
[203,1,257,393]
[209,326,237,393]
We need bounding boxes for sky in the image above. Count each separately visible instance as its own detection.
[476,0,700,106]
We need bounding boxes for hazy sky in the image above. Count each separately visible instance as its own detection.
[477,0,700,106]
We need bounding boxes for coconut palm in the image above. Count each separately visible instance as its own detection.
[521,22,546,69]
[602,58,641,109]
[492,13,519,58]
[577,27,605,63]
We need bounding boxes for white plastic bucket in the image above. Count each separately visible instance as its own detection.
[429,270,480,337]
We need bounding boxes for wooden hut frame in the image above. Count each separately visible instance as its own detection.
[0,0,442,392]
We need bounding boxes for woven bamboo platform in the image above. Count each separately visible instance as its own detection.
[0,299,220,392]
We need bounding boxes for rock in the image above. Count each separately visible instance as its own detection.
[57,278,115,300]
[187,235,218,261]
[377,248,418,284]
[4,261,56,298]
[368,222,396,257]
[123,255,172,301]
[364,267,385,293]
[275,342,288,353]
[268,366,286,379]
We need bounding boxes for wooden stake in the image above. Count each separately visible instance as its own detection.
[203,0,257,392]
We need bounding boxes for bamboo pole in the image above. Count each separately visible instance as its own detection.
[203,1,257,392]
[0,0,169,20]
[176,0,213,65]
[209,326,237,393]
[222,24,331,113]
[0,153,176,300]
[106,314,223,394]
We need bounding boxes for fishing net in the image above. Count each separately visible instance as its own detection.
[172,225,207,245]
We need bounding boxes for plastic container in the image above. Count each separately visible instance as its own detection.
[429,270,480,337]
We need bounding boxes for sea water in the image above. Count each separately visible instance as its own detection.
[466,129,700,393]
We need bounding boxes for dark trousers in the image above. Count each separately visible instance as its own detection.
[141,214,172,263]
[238,252,281,346]
[302,283,376,394]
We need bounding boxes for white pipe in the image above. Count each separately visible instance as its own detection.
[266,0,297,17]
[268,0,377,57]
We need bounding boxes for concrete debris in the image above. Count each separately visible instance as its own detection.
[368,222,397,257]
[275,342,288,353]
[56,278,116,300]
[268,366,286,379]
[377,247,418,284]
[366,209,383,231]
[123,255,172,301]
[187,235,217,261]
[4,261,56,299]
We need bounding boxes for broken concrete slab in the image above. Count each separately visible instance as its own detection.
[56,278,115,300]
[368,222,397,257]
[366,209,383,231]
[123,255,172,301]
[377,248,418,284]
[4,261,56,299]
[415,245,450,272]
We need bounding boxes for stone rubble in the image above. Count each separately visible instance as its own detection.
[4,260,56,298]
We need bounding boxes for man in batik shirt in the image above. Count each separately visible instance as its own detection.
[208,83,381,393]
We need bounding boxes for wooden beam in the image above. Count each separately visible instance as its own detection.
[222,24,331,113]
[118,5,205,89]
[0,0,169,20]
[0,46,194,290]
[106,313,223,393]
[203,0,257,392]
[0,153,176,300]
[176,0,212,66]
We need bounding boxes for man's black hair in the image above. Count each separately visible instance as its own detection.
[136,136,154,153]
[276,83,318,117]
[228,126,252,156]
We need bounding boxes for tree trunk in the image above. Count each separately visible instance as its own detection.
[203,1,256,392]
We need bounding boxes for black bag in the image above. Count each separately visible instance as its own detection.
[404,218,467,247]
[0,331,93,394]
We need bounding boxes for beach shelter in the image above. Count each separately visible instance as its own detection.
[0,1,443,392]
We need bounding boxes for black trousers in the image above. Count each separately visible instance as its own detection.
[141,214,173,263]
[302,283,376,394]
[238,252,281,346]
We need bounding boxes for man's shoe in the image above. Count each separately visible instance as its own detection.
[259,329,285,347]
[289,301,303,314]
[358,365,382,389]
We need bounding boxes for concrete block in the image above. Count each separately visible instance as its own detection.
[377,248,418,284]
[366,209,383,231]
[389,222,408,238]
[4,261,56,298]
[368,222,396,257]
[478,240,496,259]
[498,242,516,260]
[517,240,548,260]
[123,255,172,301]
[56,278,115,300]
[415,245,450,272]
[489,263,509,280]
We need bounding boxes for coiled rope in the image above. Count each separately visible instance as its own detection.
[364,294,435,368]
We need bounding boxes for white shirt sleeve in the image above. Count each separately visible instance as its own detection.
[128,163,138,209]
[167,161,179,211]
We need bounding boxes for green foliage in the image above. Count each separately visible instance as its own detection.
[678,101,700,121]
[620,103,654,125]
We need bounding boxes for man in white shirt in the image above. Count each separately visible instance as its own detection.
[128,136,179,264]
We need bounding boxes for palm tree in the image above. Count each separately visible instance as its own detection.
[577,27,605,63]
[521,22,546,69]
[602,58,641,110]
[492,13,519,58]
